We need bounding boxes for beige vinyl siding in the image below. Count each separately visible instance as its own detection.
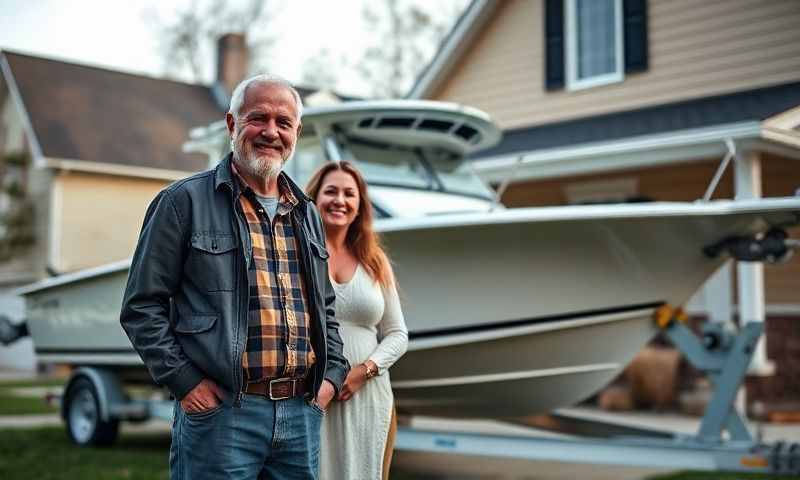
[55,171,168,272]
[432,0,800,129]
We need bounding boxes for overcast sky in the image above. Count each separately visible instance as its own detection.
[0,0,467,97]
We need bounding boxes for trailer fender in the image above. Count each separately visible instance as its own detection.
[63,367,126,422]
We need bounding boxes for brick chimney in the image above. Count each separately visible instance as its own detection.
[216,33,249,97]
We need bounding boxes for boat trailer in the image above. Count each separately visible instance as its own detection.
[2,302,799,474]
[394,307,800,475]
[1,308,798,474]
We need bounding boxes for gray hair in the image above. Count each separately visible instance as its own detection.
[228,74,304,118]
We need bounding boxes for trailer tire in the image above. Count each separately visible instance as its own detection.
[64,377,119,446]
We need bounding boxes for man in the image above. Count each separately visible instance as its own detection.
[120,74,349,479]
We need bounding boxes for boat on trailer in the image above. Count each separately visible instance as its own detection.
[7,100,800,426]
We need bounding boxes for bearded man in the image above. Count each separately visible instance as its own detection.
[120,74,349,480]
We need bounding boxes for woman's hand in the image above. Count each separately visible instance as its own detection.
[337,361,376,401]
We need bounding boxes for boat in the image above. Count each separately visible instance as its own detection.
[10,100,800,419]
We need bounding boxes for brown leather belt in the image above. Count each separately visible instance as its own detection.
[243,376,309,400]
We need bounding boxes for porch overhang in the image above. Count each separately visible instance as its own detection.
[473,120,800,184]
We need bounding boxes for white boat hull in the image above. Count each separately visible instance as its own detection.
[17,199,800,417]
[391,308,657,417]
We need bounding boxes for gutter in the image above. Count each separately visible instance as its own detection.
[43,157,193,181]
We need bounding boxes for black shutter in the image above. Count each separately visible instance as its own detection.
[623,0,648,73]
[544,0,565,91]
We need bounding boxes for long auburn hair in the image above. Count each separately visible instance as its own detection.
[306,161,393,288]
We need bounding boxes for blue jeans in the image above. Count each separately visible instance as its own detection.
[170,391,324,480]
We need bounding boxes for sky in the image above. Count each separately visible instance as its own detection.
[0,0,467,97]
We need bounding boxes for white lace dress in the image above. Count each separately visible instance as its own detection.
[319,264,408,480]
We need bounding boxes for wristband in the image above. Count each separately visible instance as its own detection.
[364,362,378,380]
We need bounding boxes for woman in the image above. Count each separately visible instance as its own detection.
[307,161,409,480]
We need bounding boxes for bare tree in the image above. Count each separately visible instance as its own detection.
[300,48,344,91]
[356,0,466,99]
[146,0,280,83]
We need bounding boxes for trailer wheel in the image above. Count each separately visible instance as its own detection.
[64,377,119,446]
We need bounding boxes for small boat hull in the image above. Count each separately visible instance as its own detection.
[391,308,657,417]
[16,199,800,417]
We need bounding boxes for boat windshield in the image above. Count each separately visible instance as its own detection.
[286,132,493,200]
[340,139,494,200]
[289,135,326,187]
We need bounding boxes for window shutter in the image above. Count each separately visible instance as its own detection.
[544,0,565,91]
[623,0,648,73]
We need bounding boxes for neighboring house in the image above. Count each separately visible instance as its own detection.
[0,33,347,370]
[409,0,800,409]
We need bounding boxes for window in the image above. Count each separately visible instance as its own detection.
[545,0,648,91]
[565,0,624,90]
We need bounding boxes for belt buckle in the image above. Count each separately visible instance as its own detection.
[269,378,295,401]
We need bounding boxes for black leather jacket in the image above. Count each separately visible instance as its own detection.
[120,154,349,402]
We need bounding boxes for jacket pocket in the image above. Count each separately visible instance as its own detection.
[187,232,237,291]
[174,314,217,334]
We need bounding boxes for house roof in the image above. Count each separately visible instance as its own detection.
[3,51,222,172]
[474,81,800,160]
[1,50,342,173]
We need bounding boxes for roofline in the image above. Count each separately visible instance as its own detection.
[473,121,767,182]
[0,52,44,164]
[44,157,194,181]
[0,48,207,89]
[407,0,499,99]
[0,49,352,99]
[763,104,800,131]
[762,125,800,151]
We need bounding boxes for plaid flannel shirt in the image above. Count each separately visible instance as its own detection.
[237,172,316,382]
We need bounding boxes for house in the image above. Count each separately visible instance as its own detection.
[409,0,800,410]
[0,33,346,369]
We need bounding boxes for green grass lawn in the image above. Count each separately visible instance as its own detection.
[0,377,66,389]
[0,426,796,480]
[0,377,64,415]
[0,427,169,480]
[648,472,799,480]
[0,377,795,480]
[0,427,416,480]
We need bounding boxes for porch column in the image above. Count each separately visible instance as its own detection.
[734,150,772,373]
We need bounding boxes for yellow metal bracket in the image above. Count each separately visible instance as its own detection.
[654,305,688,329]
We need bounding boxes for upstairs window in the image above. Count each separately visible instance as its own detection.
[565,0,623,90]
[545,0,648,92]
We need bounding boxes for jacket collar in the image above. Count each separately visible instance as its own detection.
[214,153,313,206]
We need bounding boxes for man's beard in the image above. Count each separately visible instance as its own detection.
[230,130,292,181]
